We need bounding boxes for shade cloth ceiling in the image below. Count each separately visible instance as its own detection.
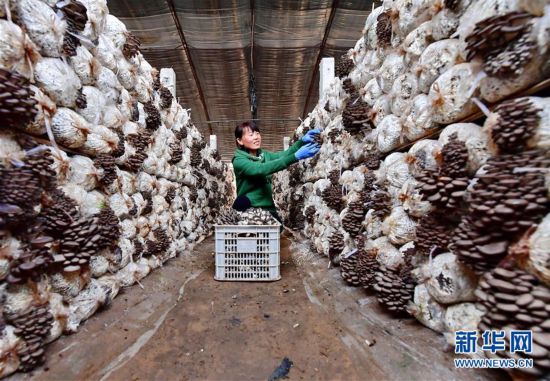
[108,0,376,160]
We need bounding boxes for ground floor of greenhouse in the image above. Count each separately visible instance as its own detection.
[10,234,509,381]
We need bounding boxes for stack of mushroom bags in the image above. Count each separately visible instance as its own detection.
[274,0,550,376]
[0,0,231,377]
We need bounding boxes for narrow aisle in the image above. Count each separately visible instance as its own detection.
[99,237,368,381]
[13,236,507,381]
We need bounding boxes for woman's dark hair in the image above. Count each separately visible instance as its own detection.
[235,121,260,147]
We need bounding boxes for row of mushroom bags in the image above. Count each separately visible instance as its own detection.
[0,0,233,377]
[274,0,550,377]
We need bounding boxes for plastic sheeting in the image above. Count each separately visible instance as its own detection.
[109,0,374,160]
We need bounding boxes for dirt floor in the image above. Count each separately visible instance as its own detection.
[10,233,510,381]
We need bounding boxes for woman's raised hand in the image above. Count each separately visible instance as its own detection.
[301,129,321,144]
[295,142,320,161]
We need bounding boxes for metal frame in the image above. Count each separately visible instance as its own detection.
[165,0,212,134]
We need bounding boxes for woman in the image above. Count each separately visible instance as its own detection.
[232,121,320,223]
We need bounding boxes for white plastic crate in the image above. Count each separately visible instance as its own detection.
[214,225,280,281]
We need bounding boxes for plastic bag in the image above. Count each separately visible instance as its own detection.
[0,326,21,378]
[95,34,119,71]
[370,236,403,270]
[438,123,490,175]
[456,0,524,47]
[363,78,383,107]
[383,152,413,188]
[121,219,137,240]
[67,278,110,329]
[103,15,128,50]
[115,260,151,288]
[117,58,138,90]
[408,140,441,175]
[78,86,107,125]
[371,95,392,127]
[0,19,40,79]
[15,0,65,57]
[403,94,439,142]
[377,53,406,94]
[96,66,122,105]
[418,253,479,304]
[102,105,124,130]
[403,21,433,66]
[80,125,119,156]
[1,280,49,314]
[49,270,90,299]
[391,73,418,117]
[70,45,101,86]
[68,155,99,191]
[35,57,82,108]
[395,0,435,38]
[430,8,461,41]
[382,206,417,245]
[444,302,485,343]
[109,192,132,218]
[364,6,384,49]
[480,17,550,102]
[377,114,403,153]
[79,0,108,42]
[400,179,433,218]
[409,284,447,333]
[418,39,463,94]
[89,254,109,278]
[47,292,70,341]
[516,213,550,287]
[51,108,90,149]
[428,63,480,124]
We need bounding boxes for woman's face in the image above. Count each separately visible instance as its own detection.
[237,127,261,151]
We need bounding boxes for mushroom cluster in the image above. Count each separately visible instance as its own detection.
[4,305,54,371]
[356,247,379,289]
[475,265,550,377]
[465,12,535,78]
[159,87,173,109]
[366,190,391,218]
[415,215,454,256]
[6,242,53,285]
[144,102,161,131]
[373,260,416,314]
[122,32,142,60]
[416,133,469,213]
[342,200,366,238]
[94,153,117,187]
[376,11,392,48]
[0,69,37,129]
[342,95,372,135]
[340,250,361,286]
[328,231,344,265]
[322,184,344,212]
[486,97,541,154]
[335,54,355,79]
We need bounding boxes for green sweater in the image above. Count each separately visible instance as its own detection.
[232,140,304,210]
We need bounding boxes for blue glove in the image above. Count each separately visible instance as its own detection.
[301,129,321,144]
[295,143,320,161]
